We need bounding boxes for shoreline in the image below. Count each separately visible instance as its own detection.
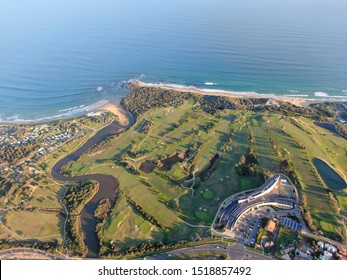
[2,81,346,126]
[133,81,325,107]
[0,100,129,126]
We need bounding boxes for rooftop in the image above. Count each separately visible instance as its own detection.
[265,220,277,233]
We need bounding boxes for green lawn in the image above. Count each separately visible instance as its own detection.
[4,210,63,241]
[268,116,340,237]
[277,227,298,247]
[29,184,64,209]
[248,115,280,172]
[103,196,164,249]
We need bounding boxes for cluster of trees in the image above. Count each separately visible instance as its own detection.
[13,185,31,200]
[100,240,189,258]
[62,180,99,257]
[95,198,116,257]
[0,140,39,164]
[126,198,162,229]
[100,236,221,259]
[235,148,258,176]
[62,180,98,214]
[102,238,207,258]
[309,102,339,118]
[254,102,320,119]
[327,189,340,215]
[279,160,294,175]
[94,198,117,257]
[121,86,194,118]
[88,113,110,124]
[301,194,318,232]
[137,120,153,134]
[335,122,347,139]
[94,199,112,220]
[0,239,61,254]
[0,178,13,198]
[64,215,87,257]
[199,153,221,181]
[199,95,236,114]
[122,83,331,121]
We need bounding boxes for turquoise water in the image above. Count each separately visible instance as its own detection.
[0,0,347,121]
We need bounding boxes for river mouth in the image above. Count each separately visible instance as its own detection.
[312,158,347,191]
[51,120,128,258]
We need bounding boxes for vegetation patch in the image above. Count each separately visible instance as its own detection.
[62,180,99,257]
[195,210,209,221]
[235,147,258,176]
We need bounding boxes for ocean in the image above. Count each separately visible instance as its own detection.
[0,0,347,121]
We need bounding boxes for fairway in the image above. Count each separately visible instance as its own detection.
[268,116,345,238]
[248,115,280,172]
[103,196,164,249]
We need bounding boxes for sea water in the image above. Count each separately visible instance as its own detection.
[0,0,346,121]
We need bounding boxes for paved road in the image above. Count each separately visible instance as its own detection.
[0,248,66,260]
[148,243,272,260]
[302,231,347,249]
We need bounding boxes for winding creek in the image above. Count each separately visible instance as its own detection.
[51,115,133,258]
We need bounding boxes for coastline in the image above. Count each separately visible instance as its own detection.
[132,81,322,107]
[2,80,345,126]
[0,100,127,126]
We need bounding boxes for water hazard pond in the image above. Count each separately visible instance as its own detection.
[312,158,347,191]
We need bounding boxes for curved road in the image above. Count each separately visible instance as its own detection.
[0,248,66,260]
[51,114,133,258]
[148,243,272,260]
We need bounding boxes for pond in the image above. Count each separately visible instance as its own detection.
[312,158,347,191]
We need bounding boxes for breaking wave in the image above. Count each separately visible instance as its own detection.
[314,92,329,97]
[204,82,217,86]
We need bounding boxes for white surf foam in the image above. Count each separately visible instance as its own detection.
[138,81,274,98]
[285,94,309,97]
[314,92,329,97]
[204,82,217,86]
[1,100,110,124]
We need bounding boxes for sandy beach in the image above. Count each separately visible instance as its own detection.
[133,81,319,107]
[0,81,327,126]
[0,101,132,126]
[100,103,133,126]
